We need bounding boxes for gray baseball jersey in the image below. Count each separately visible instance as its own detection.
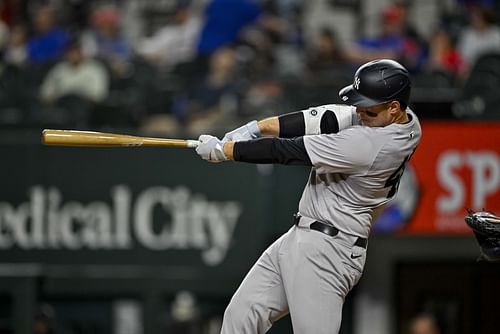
[301,108,421,238]
[221,105,421,334]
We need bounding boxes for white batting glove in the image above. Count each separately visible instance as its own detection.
[196,135,227,162]
[222,120,260,142]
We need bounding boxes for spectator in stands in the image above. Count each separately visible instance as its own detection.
[237,22,278,83]
[407,312,442,334]
[347,3,425,73]
[135,1,202,71]
[33,304,55,334]
[194,0,262,76]
[236,0,304,82]
[3,24,27,67]
[457,4,500,71]
[427,28,466,80]
[0,0,22,28]
[264,0,303,47]
[183,47,241,135]
[257,1,305,80]
[82,5,132,78]
[39,38,109,127]
[240,75,286,119]
[393,0,427,53]
[288,26,351,107]
[26,4,70,65]
[305,27,348,81]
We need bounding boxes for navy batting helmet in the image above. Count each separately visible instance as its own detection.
[339,59,411,108]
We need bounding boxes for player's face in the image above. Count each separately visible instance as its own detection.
[356,101,398,127]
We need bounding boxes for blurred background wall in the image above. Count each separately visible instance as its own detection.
[0,0,499,333]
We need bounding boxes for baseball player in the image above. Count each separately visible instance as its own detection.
[196,59,421,333]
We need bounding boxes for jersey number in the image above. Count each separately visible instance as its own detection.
[384,154,411,198]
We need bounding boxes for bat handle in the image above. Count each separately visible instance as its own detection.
[186,140,200,148]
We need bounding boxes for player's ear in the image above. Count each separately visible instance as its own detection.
[387,101,400,115]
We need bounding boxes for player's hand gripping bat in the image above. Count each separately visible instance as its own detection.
[41,129,200,148]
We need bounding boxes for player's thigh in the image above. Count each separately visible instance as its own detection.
[224,233,290,328]
[281,228,355,333]
[288,290,344,334]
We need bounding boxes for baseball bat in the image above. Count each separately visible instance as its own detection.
[41,129,200,148]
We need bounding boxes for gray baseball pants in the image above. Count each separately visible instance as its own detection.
[220,216,366,333]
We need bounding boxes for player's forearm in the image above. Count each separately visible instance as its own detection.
[224,141,235,160]
[257,117,280,137]
[257,113,305,138]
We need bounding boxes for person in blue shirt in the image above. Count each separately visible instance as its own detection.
[27,5,69,65]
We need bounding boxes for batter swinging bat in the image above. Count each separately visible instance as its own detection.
[41,129,200,148]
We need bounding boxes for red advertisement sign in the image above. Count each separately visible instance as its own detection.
[403,122,500,234]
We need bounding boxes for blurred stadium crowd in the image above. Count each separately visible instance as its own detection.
[0,0,499,137]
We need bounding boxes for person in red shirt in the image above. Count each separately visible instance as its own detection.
[428,29,467,80]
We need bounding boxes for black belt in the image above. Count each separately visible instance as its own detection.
[294,214,367,249]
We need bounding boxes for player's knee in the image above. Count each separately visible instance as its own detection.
[222,300,271,334]
[222,300,247,331]
[292,313,341,334]
[222,301,254,328]
[222,302,239,326]
[293,321,341,334]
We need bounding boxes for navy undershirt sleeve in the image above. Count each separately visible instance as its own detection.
[278,112,304,138]
[234,137,312,166]
[320,110,340,134]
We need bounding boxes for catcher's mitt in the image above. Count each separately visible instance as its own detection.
[465,210,500,262]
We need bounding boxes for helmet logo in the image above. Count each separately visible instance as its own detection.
[354,76,361,90]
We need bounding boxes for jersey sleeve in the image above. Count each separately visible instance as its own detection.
[278,104,358,138]
[303,127,378,175]
[302,104,358,135]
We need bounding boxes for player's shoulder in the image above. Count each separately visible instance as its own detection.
[384,109,422,137]
[338,124,379,137]
[326,125,381,153]
[334,124,394,153]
